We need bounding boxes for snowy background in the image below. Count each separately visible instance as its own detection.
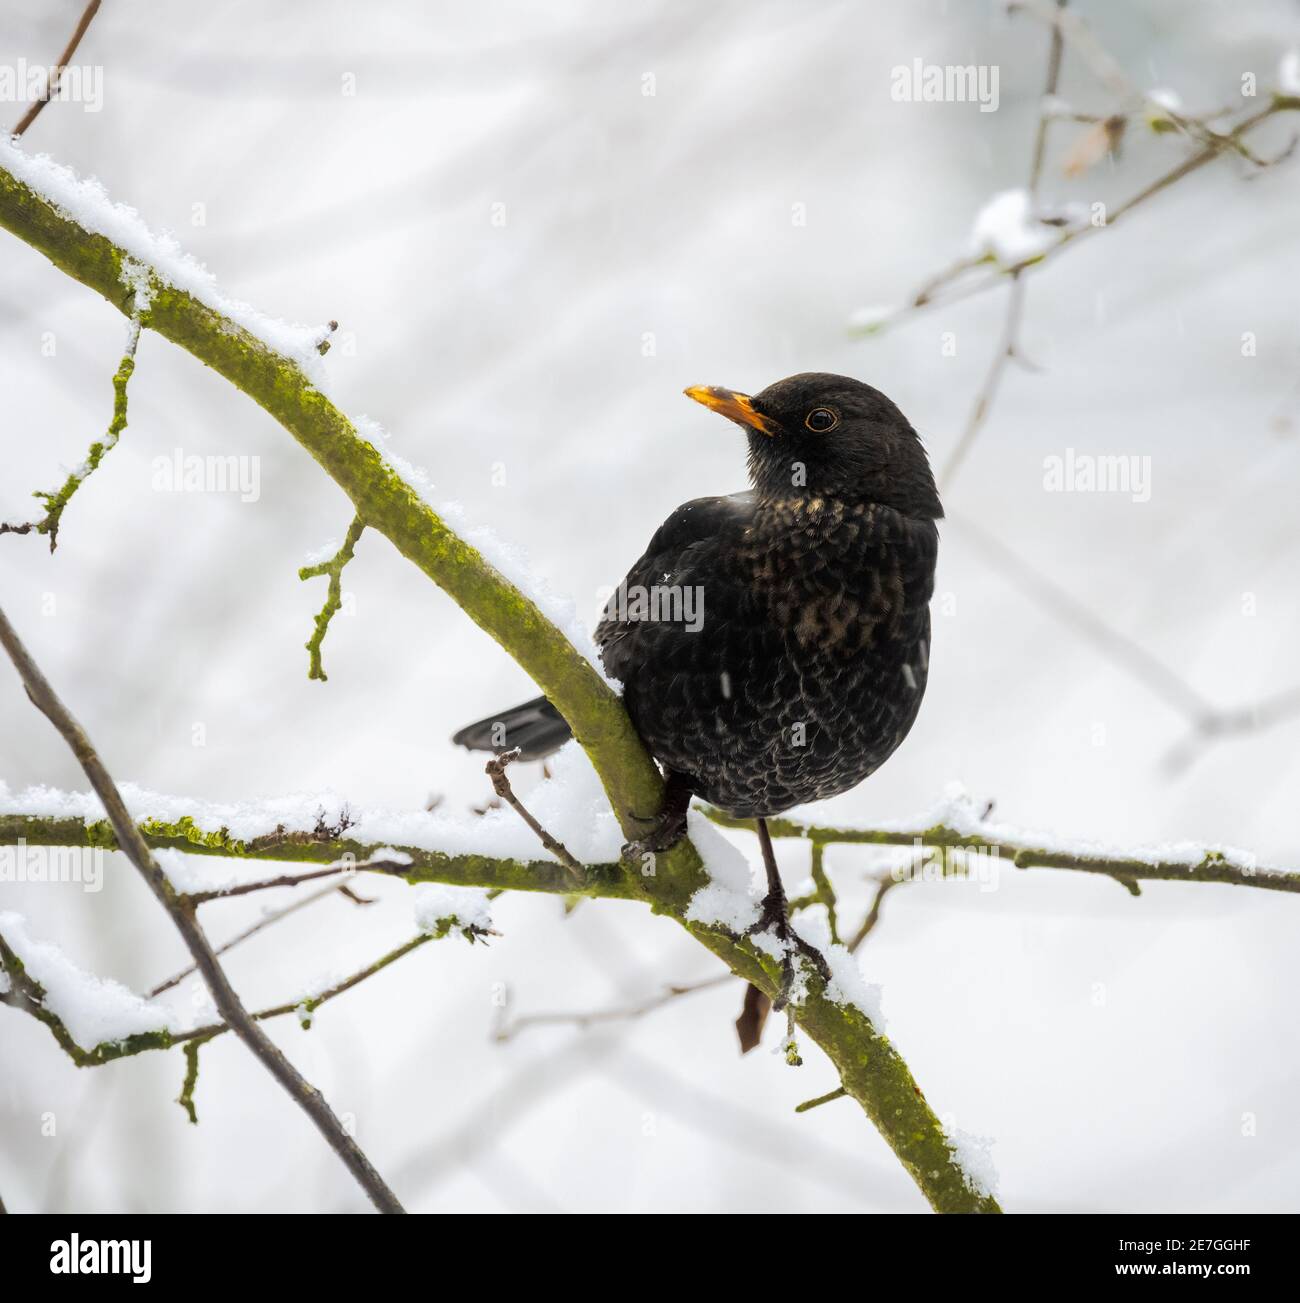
[2,0,1299,1213]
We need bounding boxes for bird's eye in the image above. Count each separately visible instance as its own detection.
[805,407,838,432]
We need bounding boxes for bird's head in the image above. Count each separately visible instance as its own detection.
[684,372,942,519]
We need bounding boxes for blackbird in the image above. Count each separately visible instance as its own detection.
[454,373,942,1003]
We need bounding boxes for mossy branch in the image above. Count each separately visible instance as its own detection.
[0,812,632,900]
[0,319,139,551]
[0,151,997,1213]
[703,808,1300,895]
[298,514,365,680]
[0,916,485,1085]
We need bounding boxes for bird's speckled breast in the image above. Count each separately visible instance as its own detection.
[623,496,937,818]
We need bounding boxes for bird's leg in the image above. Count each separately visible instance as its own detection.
[622,769,694,861]
[747,817,831,1010]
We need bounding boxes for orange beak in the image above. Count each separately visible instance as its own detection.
[683,385,778,437]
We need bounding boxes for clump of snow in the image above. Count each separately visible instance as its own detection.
[944,1124,999,1200]
[681,821,884,1022]
[368,847,412,866]
[968,189,1059,266]
[0,744,627,892]
[412,883,494,937]
[1280,51,1300,95]
[791,910,885,1023]
[0,137,332,387]
[357,414,437,500]
[302,537,342,567]
[683,810,761,932]
[0,912,180,1048]
[120,256,153,314]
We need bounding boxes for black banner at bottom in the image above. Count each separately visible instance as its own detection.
[0,1213,1287,1285]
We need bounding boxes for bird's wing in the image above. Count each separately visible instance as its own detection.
[596,492,753,682]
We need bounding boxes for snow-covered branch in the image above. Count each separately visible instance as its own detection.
[705,786,1299,897]
[0,603,405,1212]
[0,140,999,1214]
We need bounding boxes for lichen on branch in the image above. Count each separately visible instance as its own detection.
[0,144,999,1213]
[0,318,140,551]
[298,514,365,680]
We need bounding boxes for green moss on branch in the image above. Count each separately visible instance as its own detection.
[0,158,996,1213]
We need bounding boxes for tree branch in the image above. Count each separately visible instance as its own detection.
[0,604,405,1214]
[0,810,631,899]
[0,144,999,1213]
[871,95,1300,332]
[485,749,586,884]
[11,0,103,138]
[704,808,1299,895]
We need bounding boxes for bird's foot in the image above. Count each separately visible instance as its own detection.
[745,890,831,1011]
[621,773,693,864]
[620,810,687,870]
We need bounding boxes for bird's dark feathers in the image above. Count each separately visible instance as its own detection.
[454,372,941,821]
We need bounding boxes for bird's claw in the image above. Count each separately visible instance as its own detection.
[745,890,831,1011]
[620,802,690,865]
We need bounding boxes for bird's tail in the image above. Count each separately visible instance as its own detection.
[451,695,573,763]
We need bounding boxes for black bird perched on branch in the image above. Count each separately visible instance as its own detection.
[454,373,942,1005]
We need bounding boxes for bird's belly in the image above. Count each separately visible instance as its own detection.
[625,629,929,819]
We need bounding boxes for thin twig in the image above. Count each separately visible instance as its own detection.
[875,98,1298,332]
[11,0,103,138]
[185,864,358,905]
[940,0,1064,489]
[493,973,730,1042]
[298,515,364,680]
[956,514,1300,755]
[0,603,405,1214]
[1,319,139,550]
[148,879,375,997]
[485,749,586,884]
[795,1086,848,1114]
[847,875,902,953]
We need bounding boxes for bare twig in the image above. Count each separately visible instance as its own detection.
[847,873,903,953]
[185,864,360,905]
[485,749,585,884]
[875,97,1299,334]
[795,1085,848,1114]
[940,0,1064,489]
[956,515,1300,758]
[493,973,730,1042]
[0,603,405,1214]
[11,0,103,138]
[148,879,375,997]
